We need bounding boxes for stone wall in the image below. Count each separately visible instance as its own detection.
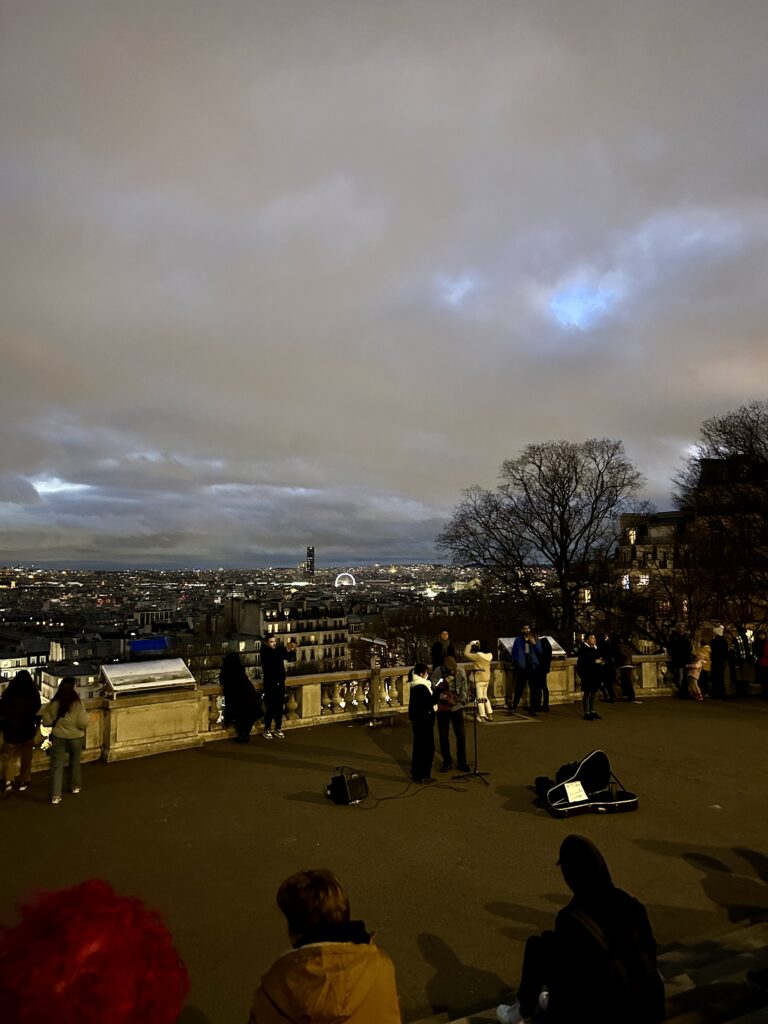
[30,655,671,773]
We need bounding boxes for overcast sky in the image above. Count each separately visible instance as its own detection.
[2,1,767,568]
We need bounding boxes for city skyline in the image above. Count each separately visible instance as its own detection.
[3,1,768,568]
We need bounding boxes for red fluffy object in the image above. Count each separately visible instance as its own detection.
[0,878,190,1024]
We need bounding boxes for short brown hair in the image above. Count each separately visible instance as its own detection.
[276,869,350,936]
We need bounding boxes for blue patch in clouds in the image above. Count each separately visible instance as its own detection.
[548,281,622,330]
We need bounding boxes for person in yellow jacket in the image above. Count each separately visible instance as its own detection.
[249,869,401,1023]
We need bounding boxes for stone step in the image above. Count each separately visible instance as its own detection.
[660,920,768,976]
[411,923,768,1024]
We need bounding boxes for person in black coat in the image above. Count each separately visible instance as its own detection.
[497,834,664,1024]
[576,634,604,721]
[431,629,455,671]
[259,635,297,739]
[667,623,693,696]
[219,652,260,744]
[538,634,553,712]
[0,669,41,793]
[408,663,438,783]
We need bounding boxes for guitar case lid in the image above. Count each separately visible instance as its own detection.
[537,749,638,818]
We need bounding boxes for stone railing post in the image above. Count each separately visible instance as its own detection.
[370,663,382,716]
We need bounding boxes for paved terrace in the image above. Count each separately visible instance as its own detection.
[3,695,768,1023]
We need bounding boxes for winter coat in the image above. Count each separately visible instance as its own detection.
[260,643,296,688]
[220,663,260,724]
[248,921,401,1024]
[429,665,469,712]
[431,639,455,670]
[0,683,41,745]
[408,675,437,725]
[576,643,602,693]
[511,635,542,672]
[463,644,492,683]
[41,699,89,739]
[667,629,693,667]
[548,887,664,1024]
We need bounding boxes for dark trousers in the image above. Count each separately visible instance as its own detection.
[619,666,636,702]
[411,718,435,781]
[513,669,543,712]
[518,931,558,1019]
[598,667,616,702]
[710,662,726,700]
[233,715,256,743]
[263,684,285,731]
[436,710,467,768]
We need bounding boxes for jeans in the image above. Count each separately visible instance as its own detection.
[50,736,84,799]
[582,691,595,717]
[436,710,467,768]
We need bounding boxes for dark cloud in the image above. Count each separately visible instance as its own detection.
[2,1,768,565]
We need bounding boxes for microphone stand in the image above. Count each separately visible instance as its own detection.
[454,682,490,785]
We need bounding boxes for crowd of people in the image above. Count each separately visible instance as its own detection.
[0,843,672,1024]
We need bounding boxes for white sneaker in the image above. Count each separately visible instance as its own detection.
[51,796,61,805]
[274,729,285,739]
[72,787,81,794]
[496,1003,523,1024]
[263,730,273,740]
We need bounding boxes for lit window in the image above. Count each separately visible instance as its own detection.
[628,528,637,544]
[622,574,630,590]
[638,574,650,588]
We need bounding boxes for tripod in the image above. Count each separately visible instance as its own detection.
[454,696,490,785]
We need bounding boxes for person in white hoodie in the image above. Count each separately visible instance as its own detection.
[464,640,494,721]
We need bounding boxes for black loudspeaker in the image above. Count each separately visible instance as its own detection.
[326,766,369,805]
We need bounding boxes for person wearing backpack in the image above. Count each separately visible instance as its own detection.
[497,834,665,1024]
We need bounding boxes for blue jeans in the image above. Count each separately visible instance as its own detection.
[50,736,84,799]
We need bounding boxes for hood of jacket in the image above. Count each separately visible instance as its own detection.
[258,937,388,1023]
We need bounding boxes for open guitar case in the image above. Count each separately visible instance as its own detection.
[534,749,638,818]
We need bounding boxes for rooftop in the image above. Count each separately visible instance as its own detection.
[2,698,767,1023]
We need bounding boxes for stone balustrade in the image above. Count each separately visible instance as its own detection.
[29,655,671,773]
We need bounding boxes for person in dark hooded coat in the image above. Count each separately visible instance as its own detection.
[497,835,665,1024]
[219,652,260,743]
[0,669,41,792]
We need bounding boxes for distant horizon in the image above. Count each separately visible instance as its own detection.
[0,558,455,573]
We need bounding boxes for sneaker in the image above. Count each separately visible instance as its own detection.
[263,730,273,740]
[3,781,12,792]
[439,764,452,773]
[496,1003,524,1024]
[592,712,602,720]
[51,796,61,805]
[18,782,29,792]
[274,729,285,739]
[72,787,81,794]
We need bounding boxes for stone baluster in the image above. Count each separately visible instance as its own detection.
[331,682,344,713]
[210,693,223,730]
[320,683,333,714]
[387,675,401,707]
[379,673,390,708]
[285,686,299,721]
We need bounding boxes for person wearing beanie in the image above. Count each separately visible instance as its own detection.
[496,835,665,1024]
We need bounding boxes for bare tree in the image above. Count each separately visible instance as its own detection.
[437,439,644,646]
[674,399,768,623]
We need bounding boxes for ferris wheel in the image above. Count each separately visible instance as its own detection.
[334,572,356,587]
